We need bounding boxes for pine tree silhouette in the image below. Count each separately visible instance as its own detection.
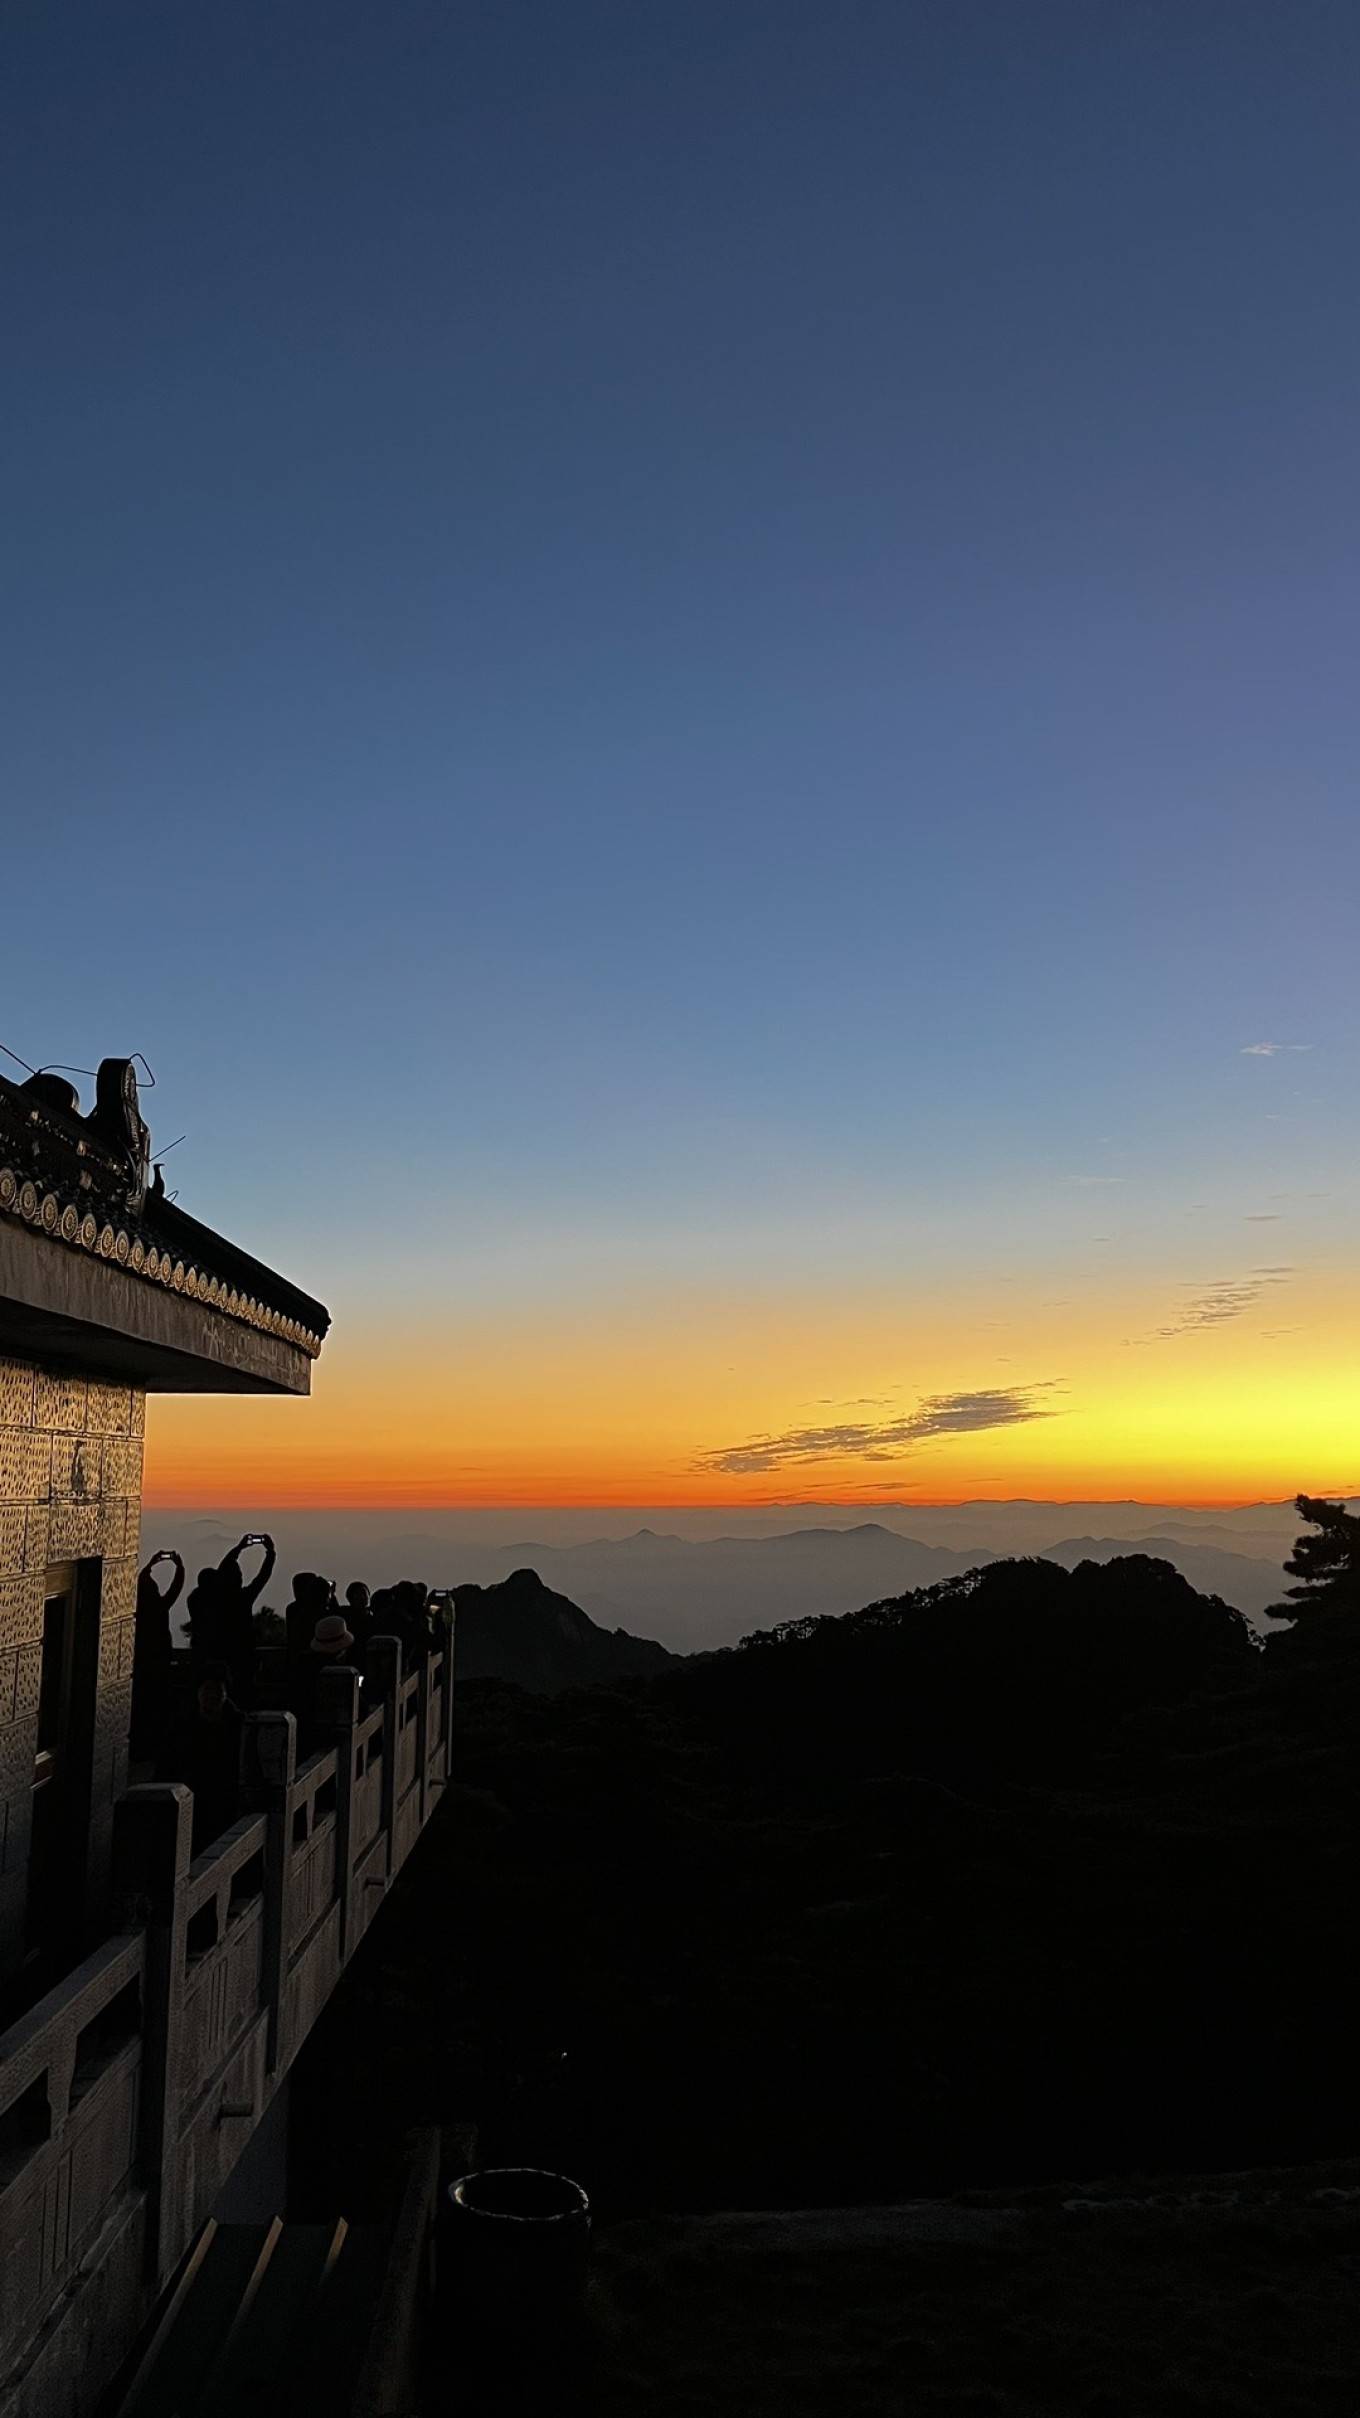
[1269,1494,1360,1622]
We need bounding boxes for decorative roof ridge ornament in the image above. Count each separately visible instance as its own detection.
[88,1057,152,1213]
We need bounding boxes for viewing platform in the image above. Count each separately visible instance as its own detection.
[0,1628,454,2418]
[0,1052,458,2416]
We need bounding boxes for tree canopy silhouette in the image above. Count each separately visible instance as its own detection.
[1270,1494,1360,1623]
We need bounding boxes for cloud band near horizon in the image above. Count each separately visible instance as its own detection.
[695,1381,1064,1476]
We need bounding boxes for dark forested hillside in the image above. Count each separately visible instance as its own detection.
[295,1551,1359,2224]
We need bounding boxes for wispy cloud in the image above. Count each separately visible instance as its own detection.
[1072,1174,1124,1186]
[695,1382,1064,1476]
[1130,1268,1291,1344]
[1241,1042,1312,1057]
[815,1395,894,1409]
[1244,1213,1281,1222]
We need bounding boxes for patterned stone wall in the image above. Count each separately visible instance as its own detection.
[0,1354,145,1973]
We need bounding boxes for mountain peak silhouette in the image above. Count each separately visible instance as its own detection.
[452,1567,672,1694]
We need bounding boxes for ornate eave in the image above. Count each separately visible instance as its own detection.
[0,1065,330,1394]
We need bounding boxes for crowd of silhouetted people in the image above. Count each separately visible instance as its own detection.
[130,1533,449,1847]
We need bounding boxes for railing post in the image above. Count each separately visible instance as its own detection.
[441,1611,456,1774]
[113,1782,193,2285]
[415,1653,432,1824]
[316,1666,361,1960]
[242,1710,296,2075]
[365,1635,401,1883]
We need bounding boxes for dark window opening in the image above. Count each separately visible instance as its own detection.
[185,1899,219,1962]
[26,1559,101,1970]
[72,1977,142,2098]
[0,2074,52,2181]
[36,1594,70,1757]
[229,1850,264,1911]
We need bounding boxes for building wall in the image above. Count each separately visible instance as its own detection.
[0,1353,144,1972]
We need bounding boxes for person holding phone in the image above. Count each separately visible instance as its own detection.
[212,1531,276,1707]
[132,1547,185,1760]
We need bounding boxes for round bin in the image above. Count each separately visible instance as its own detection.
[442,2167,591,2334]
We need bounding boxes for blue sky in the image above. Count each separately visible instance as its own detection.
[3,3,1357,1500]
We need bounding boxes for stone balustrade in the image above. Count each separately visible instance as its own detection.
[0,1627,454,2418]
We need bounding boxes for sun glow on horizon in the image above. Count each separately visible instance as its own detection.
[142,1260,1358,1512]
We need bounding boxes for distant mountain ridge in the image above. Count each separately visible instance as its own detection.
[454,1521,1295,1647]
[444,1536,1291,1703]
[150,1499,1330,1652]
[494,1524,983,1650]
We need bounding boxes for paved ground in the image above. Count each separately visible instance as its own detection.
[584,2162,1360,2415]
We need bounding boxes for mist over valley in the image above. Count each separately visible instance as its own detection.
[147,1499,1335,1650]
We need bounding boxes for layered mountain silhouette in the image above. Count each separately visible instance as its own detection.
[450,1566,672,1693]
[448,1529,1299,1685]
[470,1524,985,1651]
[163,1499,1336,1652]
[443,1528,1292,1699]
[444,1522,1292,1648]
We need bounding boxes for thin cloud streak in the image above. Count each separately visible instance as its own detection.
[1241,1042,1312,1056]
[1128,1268,1292,1344]
[695,1382,1064,1476]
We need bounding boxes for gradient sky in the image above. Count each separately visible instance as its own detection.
[3,2,1357,1508]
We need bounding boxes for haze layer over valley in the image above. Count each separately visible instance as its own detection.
[144,1500,1342,1649]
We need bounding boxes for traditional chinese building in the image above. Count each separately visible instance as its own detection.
[0,1059,454,2418]
[0,1057,327,1987]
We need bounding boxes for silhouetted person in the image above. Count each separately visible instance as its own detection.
[131,1548,183,1761]
[344,1580,373,1658]
[286,1571,335,1665]
[291,1610,356,1750]
[157,1664,243,1850]
[361,1587,398,1692]
[186,1565,228,1664]
[211,1532,274,1706]
[388,1579,433,1669]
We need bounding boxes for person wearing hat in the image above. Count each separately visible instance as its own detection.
[311,1610,354,1659]
[291,1609,356,1749]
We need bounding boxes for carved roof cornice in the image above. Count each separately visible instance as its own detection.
[0,1072,329,1358]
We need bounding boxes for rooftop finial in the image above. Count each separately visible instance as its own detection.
[90,1057,152,1209]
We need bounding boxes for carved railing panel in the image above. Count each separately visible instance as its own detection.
[0,1623,454,2411]
[0,1933,145,2368]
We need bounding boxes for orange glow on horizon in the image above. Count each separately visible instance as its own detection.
[140,1260,1358,1512]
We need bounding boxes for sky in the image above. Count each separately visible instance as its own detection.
[3,1,1357,1511]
